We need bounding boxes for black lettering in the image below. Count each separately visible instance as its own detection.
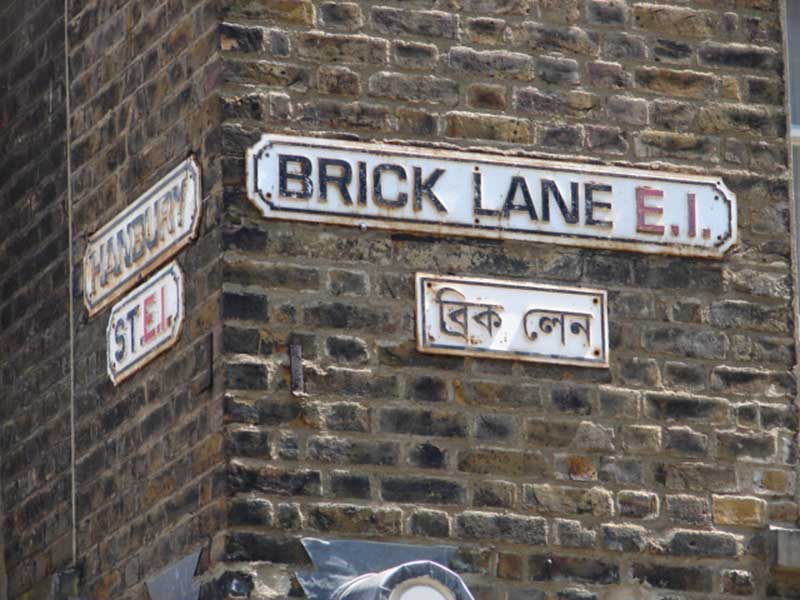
[541,179,579,224]
[502,176,538,220]
[318,158,353,204]
[279,154,313,199]
[373,164,408,208]
[128,214,146,262]
[473,171,500,217]
[585,183,613,229]
[413,167,447,212]
[357,161,367,206]
[114,318,126,362]
[126,306,139,354]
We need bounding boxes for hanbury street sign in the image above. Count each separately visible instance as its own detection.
[246,135,736,258]
[106,261,184,385]
[416,273,608,368]
[84,157,201,315]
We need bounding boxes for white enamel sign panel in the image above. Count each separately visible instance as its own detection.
[416,273,608,368]
[246,135,736,258]
[107,262,184,385]
[84,157,201,315]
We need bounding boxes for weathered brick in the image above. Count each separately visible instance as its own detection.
[381,476,465,504]
[308,435,398,465]
[555,519,596,548]
[698,42,780,71]
[393,41,439,69]
[587,0,627,25]
[473,481,515,508]
[457,511,547,545]
[530,555,618,584]
[537,55,580,86]
[325,336,368,364]
[618,491,659,519]
[380,408,466,437]
[665,529,739,558]
[525,484,614,517]
[517,22,599,56]
[444,111,532,143]
[330,472,371,499]
[318,66,361,96]
[448,47,534,79]
[718,430,776,461]
[307,503,402,535]
[457,448,548,477]
[409,509,450,537]
[368,72,459,105]
[371,7,458,39]
[467,83,507,110]
[664,426,708,457]
[713,495,766,527]
[319,2,363,30]
[408,442,448,470]
[466,17,507,45]
[632,564,712,592]
[722,570,755,596]
[642,326,728,359]
[665,494,710,526]
[633,4,717,37]
[635,67,717,98]
[296,32,388,64]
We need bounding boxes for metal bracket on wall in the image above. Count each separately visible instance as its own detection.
[291,343,304,396]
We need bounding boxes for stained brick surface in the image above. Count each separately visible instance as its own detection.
[2,0,799,598]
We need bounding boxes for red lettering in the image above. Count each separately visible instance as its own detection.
[636,187,664,235]
[143,292,158,343]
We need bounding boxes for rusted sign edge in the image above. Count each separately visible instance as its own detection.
[246,134,737,259]
[414,272,610,369]
[106,261,185,385]
[84,157,202,316]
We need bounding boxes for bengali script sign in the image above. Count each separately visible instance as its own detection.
[84,157,201,315]
[246,135,736,258]
[416,273,608,368]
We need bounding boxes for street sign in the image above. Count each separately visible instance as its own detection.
[106,262,184,385]
[84,157,201,315]
[246,135,736,258]
[416,273,608,368]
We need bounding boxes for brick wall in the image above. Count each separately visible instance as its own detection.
[218,0,798,598]
[67,0,227,597]
[0,0,71,596]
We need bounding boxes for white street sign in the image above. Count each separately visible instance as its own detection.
[106,262,184,385]
[416,273,608,368]
[246,135,736,258]
[84,157,201,315]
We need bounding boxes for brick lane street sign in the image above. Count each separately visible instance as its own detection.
[106,262,184,385]
[416,273,608,368]
[84,157,202,315]
[246,135,736,258]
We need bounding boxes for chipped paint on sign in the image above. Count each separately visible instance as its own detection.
[106,262,184,385]
[246,135,736,258]
[84,157,202,315]
[416,273,609,368]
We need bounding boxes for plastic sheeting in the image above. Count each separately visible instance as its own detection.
[145,549,201,600]
[297,539,460,600]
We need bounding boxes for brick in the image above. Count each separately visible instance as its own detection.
[642,326,728,359]
[305,367,398,397]
[225,534,309,564]
[380,408,466,437]
[529,555,618,584]
[572,422,614,451]
[299,100,390,130]
[318,66,361,96]
[397,108,438,135]
[635,67,717,98]
[296,32,388,64]
[475,413,515,440]
[410,376,449,403]
[618,491,658,519]
[586,123,630,153]
[657,462,737,492]
[713,495,766,527]
[604,32,646,59]
[537,55,580,86]
[444,111,532,143]
[633,4,717,37]
[331,472,370,499]
[325,336,369,364]
[587,0,627,25]
[664,426,707,457]
[409,510,450,537]
[308,436,398,465]
[231,0,314,23]
[665,529,739,558]
[371,7,458,39]
[381,476,465,504]
[466,18,507,45]
[665,494,710,526]
[408,442,448,469]
[632,564,712,592]
[644,393,728,423]
[654,39,691,63]
[473,481,515,508]
[718,430,776,461]
[518,22,599,56]
[319,2,363,30]
[307,503,401,535]
[457,448,548,477]
[722,570,755,596]
[228,498,273,526]
[555,519,596,548]
[587,61,632,89]
[622,425,661,452]
[698,42,780,71]
[525,484,614,517]
[393,41,439,69]
[710,366,793,398]
[555,454,597,481]
[528,419,579,447]
[222,290,268,322]
[457,511,547,545]
[228,462,321,496]
[551,386,593,415]
[368,72,459,105]
[448,47,534,79]
[467,83,507,110]
[225,362,269,391]
[601,524,648,552]
[606,95,648,126]
[220,23,267,53]
[497,552,524,580]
